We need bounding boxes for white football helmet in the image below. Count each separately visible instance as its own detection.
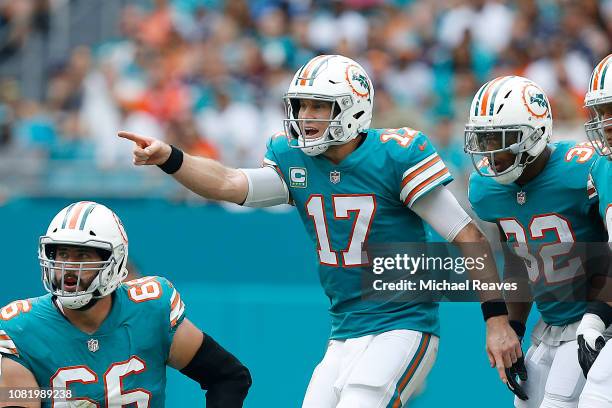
[283,55,374,156]
[584,54,612,158]
[464,75,552,184]
[39,201,129,309]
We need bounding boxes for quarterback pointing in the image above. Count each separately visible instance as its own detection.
[120,54,520,407]
[0,202,251,407]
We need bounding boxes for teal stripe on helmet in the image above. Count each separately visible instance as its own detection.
[307,56,332,85]
[61,203,77,229]
[78,203,97,231]
[488,76,512,115]
[474,83,487,116]
[294,64,306,85]
[600,61,610,90]
[589,70,596,92]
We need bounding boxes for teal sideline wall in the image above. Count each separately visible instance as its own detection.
[0,199,537,407]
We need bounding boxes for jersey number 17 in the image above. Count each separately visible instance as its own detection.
[306,194,376,267]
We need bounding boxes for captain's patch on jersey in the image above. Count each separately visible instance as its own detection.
[289,167,308,188]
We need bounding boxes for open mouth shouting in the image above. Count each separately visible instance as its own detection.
[62,274,80,292]
[304,125,322,139]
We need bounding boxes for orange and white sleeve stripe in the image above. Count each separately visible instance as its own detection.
[169,289,186,329]
[587,173,597,200]
[400,153,452,208]
[0,330,19,356]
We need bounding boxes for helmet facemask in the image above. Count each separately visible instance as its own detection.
[39,240,126,309]
[40,203,129,310]
[283,55,374,156]
[464,124,546,184]
[283,94,350,156]
[584,102,612,158]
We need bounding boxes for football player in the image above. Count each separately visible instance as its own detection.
[465,75,608,407]
[119,54,520,407]
[575,54,612,408]
[0,201,251,408]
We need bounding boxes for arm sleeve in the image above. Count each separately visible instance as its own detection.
[180,333,251,408]
[411,185,471,242]
[239,167,290,207]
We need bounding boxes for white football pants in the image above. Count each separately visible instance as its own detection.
[579,339,612,408]
[302,330,438,408]
[515,337,584,408]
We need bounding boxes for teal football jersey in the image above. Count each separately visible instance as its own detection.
[0,276,186,407]
[589,156,612,240]
[265,128,453,339]
[469,141,606,326]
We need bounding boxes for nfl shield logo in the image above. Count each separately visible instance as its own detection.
[330,170,341,184]
[87,338,99,353]
[517,191,527,205]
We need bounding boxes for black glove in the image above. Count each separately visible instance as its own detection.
[577,333,605,378]
[505,320,528,401]
[505,356,529,401]
[576,310,609,378]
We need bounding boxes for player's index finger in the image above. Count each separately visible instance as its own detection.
[118,131,150,148]
[497,366,508,382]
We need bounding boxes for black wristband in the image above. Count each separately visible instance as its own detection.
[509,320,526,338]
[157,145,184,174]
[481,300,508,321]
[587,301,612,328]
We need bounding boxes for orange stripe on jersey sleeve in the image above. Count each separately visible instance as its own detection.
[170,302,185,328]
[170,291,181,311]
[403,168,450,206]
[0,347,18,355]
[401,156,441,189]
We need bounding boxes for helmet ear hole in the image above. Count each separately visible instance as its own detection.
[52,228,57,233]
[45,244,57,259]
[332,102,341,117]
[353,111,364,120]
[89,231,96,236]
[94,249,112,261]
[289,99,300,118]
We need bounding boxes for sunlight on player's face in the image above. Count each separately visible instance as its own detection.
[297,99,333,140]
[52,245,104,292]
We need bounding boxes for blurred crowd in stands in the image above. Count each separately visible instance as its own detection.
[0,0,610,197]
